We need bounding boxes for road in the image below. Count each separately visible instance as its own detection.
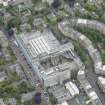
[85,54,105,105]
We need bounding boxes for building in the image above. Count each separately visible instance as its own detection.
[8,98,17,105]
[48,84,71,103]
[87,0,103,5]
[21,91,35,102]
[58,20,105,76]
[97,77,105,93]
[0,98,17,105]
[33,18,46,30]
[20,23,31,32]
[8,63,25,79]
[0,99,6,105]
[57,101,69,105]
[42,0,54,6]
[0,31,8,48]
[0,71,7,82]
[77,70,103,105]
[0,0,9,6]
[73,18,105,75]
[61,101,68,105]
[16,29,81,87]
[65,81,79,97]
[0,0,32,6]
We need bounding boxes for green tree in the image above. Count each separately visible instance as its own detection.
[49,93,58,104]
[6,17,21,30]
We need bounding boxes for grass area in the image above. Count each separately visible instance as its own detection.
[0,80,34,101]
[0,46,17,66]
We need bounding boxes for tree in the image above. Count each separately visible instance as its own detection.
[8,29,14,36]
[49,93,58,104]
[6,17,21,31]
[85,3,97,12]
[18,82,28,93]
[52,0,60,8]
[0,16,4,26]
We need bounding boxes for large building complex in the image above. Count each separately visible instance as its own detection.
[16,29,81,87]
